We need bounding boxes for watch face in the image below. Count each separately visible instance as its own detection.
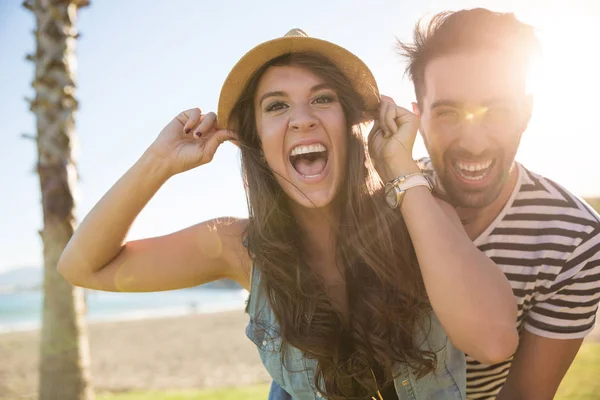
[385,184,397,208]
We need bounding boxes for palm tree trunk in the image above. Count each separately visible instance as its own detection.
[23,0,93,399]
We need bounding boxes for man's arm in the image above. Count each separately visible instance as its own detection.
[497,220,600,399]
[496,329,584,400]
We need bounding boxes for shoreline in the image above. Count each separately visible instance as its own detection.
[0,286,248,335]
[0,303,246,335]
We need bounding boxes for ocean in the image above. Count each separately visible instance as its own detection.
[0,287,248,333]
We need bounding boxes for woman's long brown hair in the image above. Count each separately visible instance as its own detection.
[230,52,436,399]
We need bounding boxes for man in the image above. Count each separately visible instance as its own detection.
[267,8,600,400]
[401,8,600,399]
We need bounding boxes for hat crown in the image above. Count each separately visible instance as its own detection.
[284,28,308,38]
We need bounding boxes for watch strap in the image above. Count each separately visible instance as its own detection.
[396,174,432,192]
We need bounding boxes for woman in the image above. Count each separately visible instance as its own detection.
[58,29,518,399]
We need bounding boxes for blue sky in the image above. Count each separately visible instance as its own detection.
[1,0,599,272]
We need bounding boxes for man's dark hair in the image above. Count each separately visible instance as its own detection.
[397,8,541,105]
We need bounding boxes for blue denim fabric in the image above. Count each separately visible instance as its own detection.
[268,380,292,400]
[246,266,466,399]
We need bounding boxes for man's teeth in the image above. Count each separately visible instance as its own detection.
[455,160,493,172]
[453,159,494,181]
[290,143,327,156]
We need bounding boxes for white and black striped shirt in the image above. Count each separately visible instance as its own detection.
[420,159,600,399]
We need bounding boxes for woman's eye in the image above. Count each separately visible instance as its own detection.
[265,101,287,112]
[313,95,335,104]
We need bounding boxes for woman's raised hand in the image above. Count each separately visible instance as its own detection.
[145,108,238,178]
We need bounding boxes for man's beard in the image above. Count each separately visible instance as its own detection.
[430,147,512,209]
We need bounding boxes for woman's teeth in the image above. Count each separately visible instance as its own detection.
[290,143,327,156]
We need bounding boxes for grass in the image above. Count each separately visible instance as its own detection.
[555,342,600,400]
[98,343,600,400]
[583,197,600,213]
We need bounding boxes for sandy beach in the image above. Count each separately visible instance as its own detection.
[0,310,270,399]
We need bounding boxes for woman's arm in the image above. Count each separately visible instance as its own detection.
[57,108,250,292]
[370,97,518,364]
[402,188,518,364]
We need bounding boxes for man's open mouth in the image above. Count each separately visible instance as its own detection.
[452,159,496,182]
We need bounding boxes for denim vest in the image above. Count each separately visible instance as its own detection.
[245,266,466,400]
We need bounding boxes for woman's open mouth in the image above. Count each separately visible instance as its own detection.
[289,143,329,179]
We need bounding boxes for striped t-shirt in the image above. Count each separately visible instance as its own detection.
[420,159,600,399]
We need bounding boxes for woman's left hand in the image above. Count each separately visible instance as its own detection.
[368,95,421,182]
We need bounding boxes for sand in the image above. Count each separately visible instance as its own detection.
[0,310,270,399]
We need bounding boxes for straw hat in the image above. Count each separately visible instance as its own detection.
[217,28,380,130]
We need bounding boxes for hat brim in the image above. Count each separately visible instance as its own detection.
[217,36,380,131]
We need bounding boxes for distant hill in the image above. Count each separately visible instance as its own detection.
[200,279,242,290]
[0,267,42,292]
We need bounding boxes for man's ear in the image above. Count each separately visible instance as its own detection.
[521,94,533,132]
[412,101,426,139]
[412,101,421,118]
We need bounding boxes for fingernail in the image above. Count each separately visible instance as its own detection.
[195,131,202,138]
[185,128,191,134]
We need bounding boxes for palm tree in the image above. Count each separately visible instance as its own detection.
[23,0,93,399]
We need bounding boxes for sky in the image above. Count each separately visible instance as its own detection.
[0,0,599,272]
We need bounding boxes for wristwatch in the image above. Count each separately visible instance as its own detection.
[384,173,432,209]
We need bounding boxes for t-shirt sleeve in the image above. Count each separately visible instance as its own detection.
[524,226,600,339]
